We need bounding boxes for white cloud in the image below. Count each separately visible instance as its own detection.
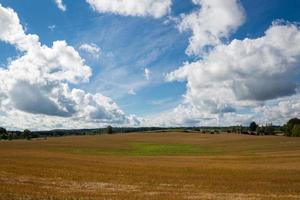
[178,0,245,56]
[86,0,172,18]
[0,4,138,129]
[143,103,252,127]
[164,22,300,126]
[144,68,150,80]
[169,22,300,107]
[79,43,101,57]
[144,95,300,127]
[159,0,299,127]
[55,0,67,12]
[255,95,300,125]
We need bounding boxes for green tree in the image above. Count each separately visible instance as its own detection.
[107,125,113,134]
[264,124,275,135]
[0,127,6,134]
[23,129,32,140]
[0,127,7,140]
[249,121,258,132]
[284,118,300,136]
[292,124,300,137]
[8,133,13,141]
[256,126,265,135]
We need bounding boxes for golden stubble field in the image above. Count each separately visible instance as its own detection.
[0,132,300,200]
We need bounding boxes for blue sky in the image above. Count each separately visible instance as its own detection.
[0,0,193,116]
[0,0,299,129]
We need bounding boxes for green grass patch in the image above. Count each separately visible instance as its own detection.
[127,142,215,156]
[51,142,219,156]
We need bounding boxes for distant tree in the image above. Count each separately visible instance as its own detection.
[249,122,258,132]
[107,125,113,134]
[0,127,7,140]
[256,126,264,135]
[264,123,275,135]
[15,131,22,138]
[8,133,13,141]
[23,129,32,140]
[0,127,6,134]
[292,124,300,137]
[284,118,300,136]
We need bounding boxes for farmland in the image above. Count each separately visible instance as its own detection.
[0,132,300,200]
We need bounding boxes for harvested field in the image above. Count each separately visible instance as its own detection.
[0,132,300,200]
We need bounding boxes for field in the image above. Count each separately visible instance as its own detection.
[0,132,300,200]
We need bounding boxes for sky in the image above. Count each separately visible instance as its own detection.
[0,0,299,130]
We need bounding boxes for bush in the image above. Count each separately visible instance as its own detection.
[292,124,300,137]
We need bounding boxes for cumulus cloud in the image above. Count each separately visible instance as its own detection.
[165,21,300,126]
[9,81,75,117]
[169,22,300,108]
[178,0,245,56]
[55,0,67,11]
[0,4,138,129]
[86,0,172,18]
[161,0,299,127]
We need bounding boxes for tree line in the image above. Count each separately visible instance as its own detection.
[0,118,299,140]
[238,118,300,137]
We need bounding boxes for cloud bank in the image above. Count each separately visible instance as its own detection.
[148,0,300,127]
[169,22,300,109]
[0,4,139,130]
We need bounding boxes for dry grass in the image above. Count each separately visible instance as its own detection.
[0,132,300,199]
